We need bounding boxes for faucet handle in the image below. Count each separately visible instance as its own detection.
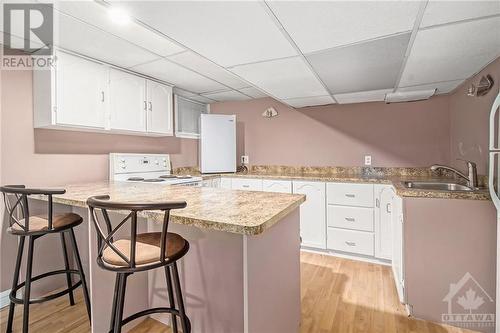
[456,158,476,168]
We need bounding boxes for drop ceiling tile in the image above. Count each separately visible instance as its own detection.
[268,1,420,53]
[202,90,250,102]
[307,33,411,94]
[168,51,249,89]
[53,2,184,57]
[334,89,393,104]
[115,1,297,67]
[398,80,464,95]
[420,0,500,28]
[230,56,329,99]
[283,95,335,108]
[399,17,500,87]
[54,12,159,68]
[130,58,226,94]
[239,87,268,99]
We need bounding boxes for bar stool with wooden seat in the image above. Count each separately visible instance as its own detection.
[86,195,191,333]
[1,185,91,333]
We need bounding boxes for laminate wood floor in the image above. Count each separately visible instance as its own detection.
[0,251,477,333]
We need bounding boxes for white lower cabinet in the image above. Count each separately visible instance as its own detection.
[231,178,263,191]
[327,205,374,232]
[292,181,326,249]
[262,179,292,193]
[374,185,395,260]
[220,178,232,189]
[392,195,405,303]
[327,228,374,256]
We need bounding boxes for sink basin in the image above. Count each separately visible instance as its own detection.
[403,181,473,192]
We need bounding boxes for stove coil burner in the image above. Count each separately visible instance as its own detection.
[143,178,165,183]
[127,177,145,181]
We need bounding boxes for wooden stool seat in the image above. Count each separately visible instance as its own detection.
[103,232,188,267]
[10,213,83,233]
[87,195,191,333]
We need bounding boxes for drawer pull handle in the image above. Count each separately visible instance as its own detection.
[345,241,356,246]
[242,185,250,188]
[345,194,356,198]
[345,217,355,222]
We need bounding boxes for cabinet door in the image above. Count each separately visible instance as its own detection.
[220,178,232,189]
[55,51,107,128]
[392,195,405,303]
[374,185,394,260]
[109,69,146,132]
[146,81,173,135]
[262,180,292,193]
[293,181,326,249]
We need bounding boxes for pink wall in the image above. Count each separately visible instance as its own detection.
[211,96,451,168]
[449,57,500,175]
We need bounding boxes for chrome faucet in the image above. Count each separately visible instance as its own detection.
[430,160,478,189]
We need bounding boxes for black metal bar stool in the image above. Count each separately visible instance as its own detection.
[86,195,191,333]
[1,185,91,333]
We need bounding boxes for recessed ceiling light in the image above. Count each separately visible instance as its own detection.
[108,7,131,25]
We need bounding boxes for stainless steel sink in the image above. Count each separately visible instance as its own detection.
[403,181,473,192]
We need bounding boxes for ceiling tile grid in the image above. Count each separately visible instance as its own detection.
[230,56,331,100]
[114,1,298,67]
[15,0,500,107]
[307,33,412,95]
[267,0,421,54]
[130,58,226,94]
[420,0,500,28]
[399,16,500,88]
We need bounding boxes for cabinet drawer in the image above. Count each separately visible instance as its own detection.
[327,228,374,256]
[328,205,374,232]
[231,178,263,191]
[327,183,374,207]
[220,178,232,189]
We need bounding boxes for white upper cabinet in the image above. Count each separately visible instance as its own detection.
[146,81,173,135]
[55,52,108,128]
[109,69,147,132]
[34,51,108,129]
[34,51,173,137]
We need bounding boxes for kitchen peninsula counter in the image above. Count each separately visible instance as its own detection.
[31,181,303,333]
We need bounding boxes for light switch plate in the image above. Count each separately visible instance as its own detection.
[241,155,249,164]
[364,155,372,166]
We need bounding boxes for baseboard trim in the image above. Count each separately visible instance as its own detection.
[0,289,11,309]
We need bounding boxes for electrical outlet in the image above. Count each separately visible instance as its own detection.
[364,155,372,166]
[241,155,249,164]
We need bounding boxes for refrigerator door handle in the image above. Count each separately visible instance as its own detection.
[489,92,500,151]
[489,152,500,210]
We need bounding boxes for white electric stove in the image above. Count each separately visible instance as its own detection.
[109,153,202,185]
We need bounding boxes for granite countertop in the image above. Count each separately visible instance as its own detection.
[46,181,305,235]
[206,171,490,201]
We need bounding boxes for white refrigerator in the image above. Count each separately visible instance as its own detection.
[488,91,500,333]
[200,114,237,173]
